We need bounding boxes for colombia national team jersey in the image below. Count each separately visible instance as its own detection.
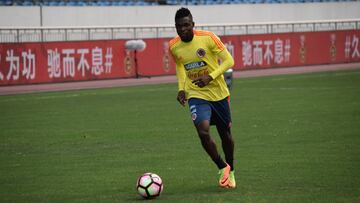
[169,30,234,101]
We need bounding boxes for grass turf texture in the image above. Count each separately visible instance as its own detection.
[0,70,360,202]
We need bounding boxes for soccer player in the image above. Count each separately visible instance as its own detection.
[169,7,236,188]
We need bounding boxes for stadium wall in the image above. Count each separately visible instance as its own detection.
[1,2,360,27]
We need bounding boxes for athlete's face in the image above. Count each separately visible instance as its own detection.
[175,16,194,42]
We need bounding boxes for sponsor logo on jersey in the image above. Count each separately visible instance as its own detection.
[196,48,206,58]
[187,68,209,80]
[184,61,207,71]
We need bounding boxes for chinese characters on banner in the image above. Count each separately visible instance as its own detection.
[221,30,360,69]
[0,40,131,85]
[2,49,36,81]
[47,47,113,79]
[0,30,359,86]
[345,34,360,59]
[240,38,291,67]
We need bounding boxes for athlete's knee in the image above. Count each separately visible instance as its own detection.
[197,128,210,140]
[218,127,232,140]
[196,120,210,134]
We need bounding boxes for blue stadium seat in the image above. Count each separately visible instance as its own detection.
[4,0,13,5]
[166,0,177,5]
[134,1,149,5]
[110,1,123,6]
[124,1,135,6]
[65,0,77,6]
[205,0,215,4]
[98,0,111,6]
[51,0,62,5]
[76,0,87,6]
[1,0,359,7]
[21,0,34,5]
[88,1,98,6]
[48,0,59,5]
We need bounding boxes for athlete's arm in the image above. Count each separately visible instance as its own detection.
[177,90,187,106]
[193,42,234,88]
[175,60,187,106]
[209,49,234,80]
[193,48,233,88]
[192,75,213,88]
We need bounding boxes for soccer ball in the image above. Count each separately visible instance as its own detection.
[136,173,163,199]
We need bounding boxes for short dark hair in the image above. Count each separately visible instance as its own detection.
[175,7,192,22]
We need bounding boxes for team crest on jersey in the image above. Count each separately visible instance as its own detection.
[190,105,197,121]
[196,48,206,58]
[191,112,197,121]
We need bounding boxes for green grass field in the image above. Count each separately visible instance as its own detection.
[1,69,360,203]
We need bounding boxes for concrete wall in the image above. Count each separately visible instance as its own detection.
[0,7,40,27]
[0,2,360,27]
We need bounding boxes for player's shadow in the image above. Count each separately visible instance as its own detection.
[126,186,232,202]
[125,196,160,202]
[184,184,234,195]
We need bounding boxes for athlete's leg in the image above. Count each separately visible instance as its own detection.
[210,97,235,171]
[216,125,235,171]
[189,98,226,169]
[216,125,236,188]
[189,98,230,187]
[196,120,231,187]
[195,120,227,170]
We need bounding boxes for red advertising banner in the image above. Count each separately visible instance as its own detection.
[0,30,359,86]
[0,40,133,85]
[221,30,360,70]
[136,38,176,77]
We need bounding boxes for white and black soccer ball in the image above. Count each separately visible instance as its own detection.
[136,172,163,199]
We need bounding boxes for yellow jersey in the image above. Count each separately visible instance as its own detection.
[169,30,234,101]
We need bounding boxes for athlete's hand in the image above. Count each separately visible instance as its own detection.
[177,90,187,107]
[192,75,213,88]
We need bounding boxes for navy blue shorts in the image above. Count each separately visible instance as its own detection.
[188,97,232,129]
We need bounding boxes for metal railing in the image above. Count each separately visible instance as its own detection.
[1,19,359,43]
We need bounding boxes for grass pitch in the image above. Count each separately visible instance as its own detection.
[1,69,360,203]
